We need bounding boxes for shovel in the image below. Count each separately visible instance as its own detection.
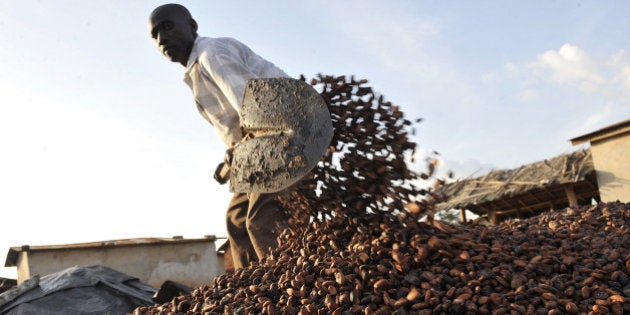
[221,78,333,194]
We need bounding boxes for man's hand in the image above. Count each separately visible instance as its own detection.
[213,147,234,184]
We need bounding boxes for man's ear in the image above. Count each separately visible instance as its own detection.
[189,19,198,35]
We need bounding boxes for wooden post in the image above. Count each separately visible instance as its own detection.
[489,209,498,226]
[564,185,578,207]
[459,208,467,223]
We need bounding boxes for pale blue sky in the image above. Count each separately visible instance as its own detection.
[1,1,629,277]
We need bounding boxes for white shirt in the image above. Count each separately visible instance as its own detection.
[184,36,289,147]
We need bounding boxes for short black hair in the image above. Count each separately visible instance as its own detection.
[151,3,193,19]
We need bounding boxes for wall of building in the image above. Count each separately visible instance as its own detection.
[591,133,630,202]
[16,242,224,288]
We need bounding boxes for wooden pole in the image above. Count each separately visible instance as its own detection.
[459,208,467,223]
[489,209,498,225]
[564,184,578,207]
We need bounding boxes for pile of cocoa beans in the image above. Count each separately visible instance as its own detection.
[134,202,629,315]
[132,76,629,314]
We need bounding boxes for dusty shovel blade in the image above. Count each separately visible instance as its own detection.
[230,78,333,193]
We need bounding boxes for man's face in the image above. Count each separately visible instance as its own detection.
[149,8,196,66]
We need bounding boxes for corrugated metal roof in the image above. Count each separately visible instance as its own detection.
[4,236,221,267]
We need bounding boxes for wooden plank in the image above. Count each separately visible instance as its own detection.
[493,199,561,215]
[469,180,541,186]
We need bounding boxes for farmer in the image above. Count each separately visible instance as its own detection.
[148,3,289,270]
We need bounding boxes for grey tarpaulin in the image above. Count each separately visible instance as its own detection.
[0,265,156,315]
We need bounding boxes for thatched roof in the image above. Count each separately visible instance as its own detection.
[436,149,599,219]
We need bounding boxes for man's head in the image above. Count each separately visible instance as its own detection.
[149,4,198,66]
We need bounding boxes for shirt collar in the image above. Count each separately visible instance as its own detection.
[185,36,204,73]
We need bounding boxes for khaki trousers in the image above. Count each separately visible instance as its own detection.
[226,192,285,270]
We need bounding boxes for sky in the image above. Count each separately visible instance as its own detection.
[1,1,629,278]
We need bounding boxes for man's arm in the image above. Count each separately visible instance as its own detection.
[199,38,288,114]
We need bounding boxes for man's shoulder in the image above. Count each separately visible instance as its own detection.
[198,36,245,48]
[195,37,251,62]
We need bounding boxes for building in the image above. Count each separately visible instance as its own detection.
[435,149,599,224]
[571,118,630,203]
[4,236,225,288]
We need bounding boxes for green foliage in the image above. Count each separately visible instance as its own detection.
[437,209,459,223]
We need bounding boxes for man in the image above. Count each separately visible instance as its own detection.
[149,4,289,270]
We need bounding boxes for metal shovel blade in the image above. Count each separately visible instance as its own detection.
[230,78,333,193]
